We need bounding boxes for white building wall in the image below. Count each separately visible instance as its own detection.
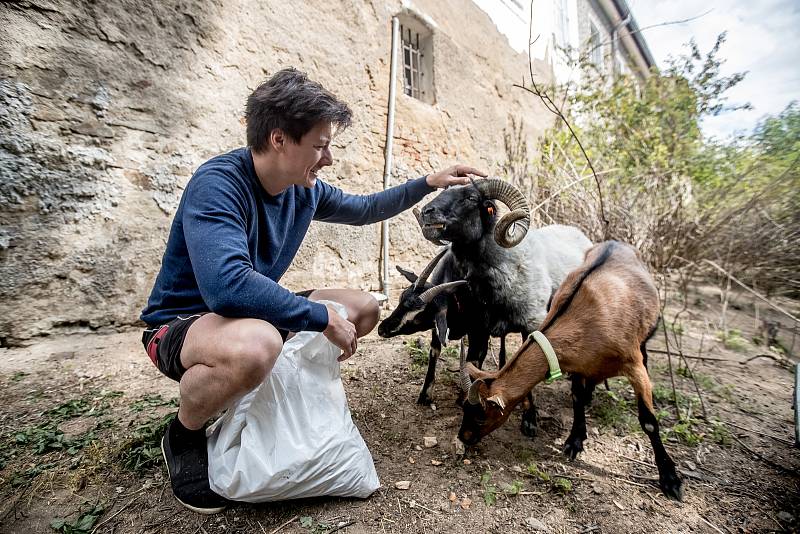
[472,0,580,83]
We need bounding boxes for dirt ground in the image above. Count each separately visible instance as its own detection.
[1,283,798,534]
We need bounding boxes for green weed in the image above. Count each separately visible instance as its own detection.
[500,479,525,496]
[652,384,700,414]
[655,408,671,422]
[10,461,60,487]
[770,342,788,355]
[527,462,550,482]
[10,371,29,382]
[404,338,429,373]
[513,446,535,464]
[129,394,178,412]
[480,470,498,505]
[590,389,636,432]
[441,344,460,361]
[11,394,118,456]
[717,383,735,402]
[50,502,104,534]
[718,329,747,351]
[676,367,717,391]
[552,476,572,494]
[118,412,173,472]
[299,515,338,533]
[666,419,703,446]
[710,420,731,446]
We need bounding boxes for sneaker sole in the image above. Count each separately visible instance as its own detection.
[161,435,226,515]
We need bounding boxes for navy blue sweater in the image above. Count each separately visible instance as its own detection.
[141,148,434,332]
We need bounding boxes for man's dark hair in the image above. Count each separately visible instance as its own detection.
[245,68,352,152]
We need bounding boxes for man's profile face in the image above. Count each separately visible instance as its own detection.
[283,121,333,188]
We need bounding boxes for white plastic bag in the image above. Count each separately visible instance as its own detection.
[206,302,380,502]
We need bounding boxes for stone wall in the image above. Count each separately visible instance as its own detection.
[0,0,552,345]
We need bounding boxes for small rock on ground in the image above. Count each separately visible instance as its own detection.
[525,517,548,531]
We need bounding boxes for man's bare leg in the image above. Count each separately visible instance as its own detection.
[160,289,378,513]
[306,288,379,337]
[176,289,377,430]
[177,316,284,430]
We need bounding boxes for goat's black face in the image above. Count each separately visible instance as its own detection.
[378,264,446,338]
[458,377,516,445]
[378,285,439,338]
[458,402,489,446]
[458,395,513,445]
[418,186,496,245]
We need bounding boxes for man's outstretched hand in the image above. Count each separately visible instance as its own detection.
[323,303,358,361]
[426,165,487,189]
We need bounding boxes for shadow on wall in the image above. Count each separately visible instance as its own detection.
[0,0,225,345]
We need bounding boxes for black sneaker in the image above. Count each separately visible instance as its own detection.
[161,417,228,514]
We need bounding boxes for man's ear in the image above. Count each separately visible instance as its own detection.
[434,310,449,346]
[396,266,418,284]
[270,128,286,151]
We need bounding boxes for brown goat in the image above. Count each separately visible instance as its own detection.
[458,241,683,500]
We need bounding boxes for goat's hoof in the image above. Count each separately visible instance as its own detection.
[562,438,584,460]
[416,393,433,406]
[520,416,538,439]
[659,471,684,501]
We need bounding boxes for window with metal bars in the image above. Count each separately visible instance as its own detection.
[396,14,434,104]
[401,24,423,99]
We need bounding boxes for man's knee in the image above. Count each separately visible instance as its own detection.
[224,320,283,388]
[353,292,380,337]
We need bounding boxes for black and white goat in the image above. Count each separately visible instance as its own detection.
[412,178,592,435]
[378,246,495,405]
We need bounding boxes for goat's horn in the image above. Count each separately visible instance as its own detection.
[474,178,530,248]
[412,207,423,226]
[414,247,449,289]
[458,339,472,393]
[467,378,485,405]
[419,280,468,303]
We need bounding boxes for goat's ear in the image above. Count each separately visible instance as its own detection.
[396,266,418,284]
[467,378,486,406]
[465,362,495,381]
[486,393,506,411]
[434,311,449,346]
[467,377,495,406]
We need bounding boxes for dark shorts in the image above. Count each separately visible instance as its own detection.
[142,289,315,382]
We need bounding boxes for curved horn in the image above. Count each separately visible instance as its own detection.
[412,207,423,226]
[458,339,473,394]
[474,178,530,248]
[414,247,449,289]
[467,379,485,405]
[419,280,468,303]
